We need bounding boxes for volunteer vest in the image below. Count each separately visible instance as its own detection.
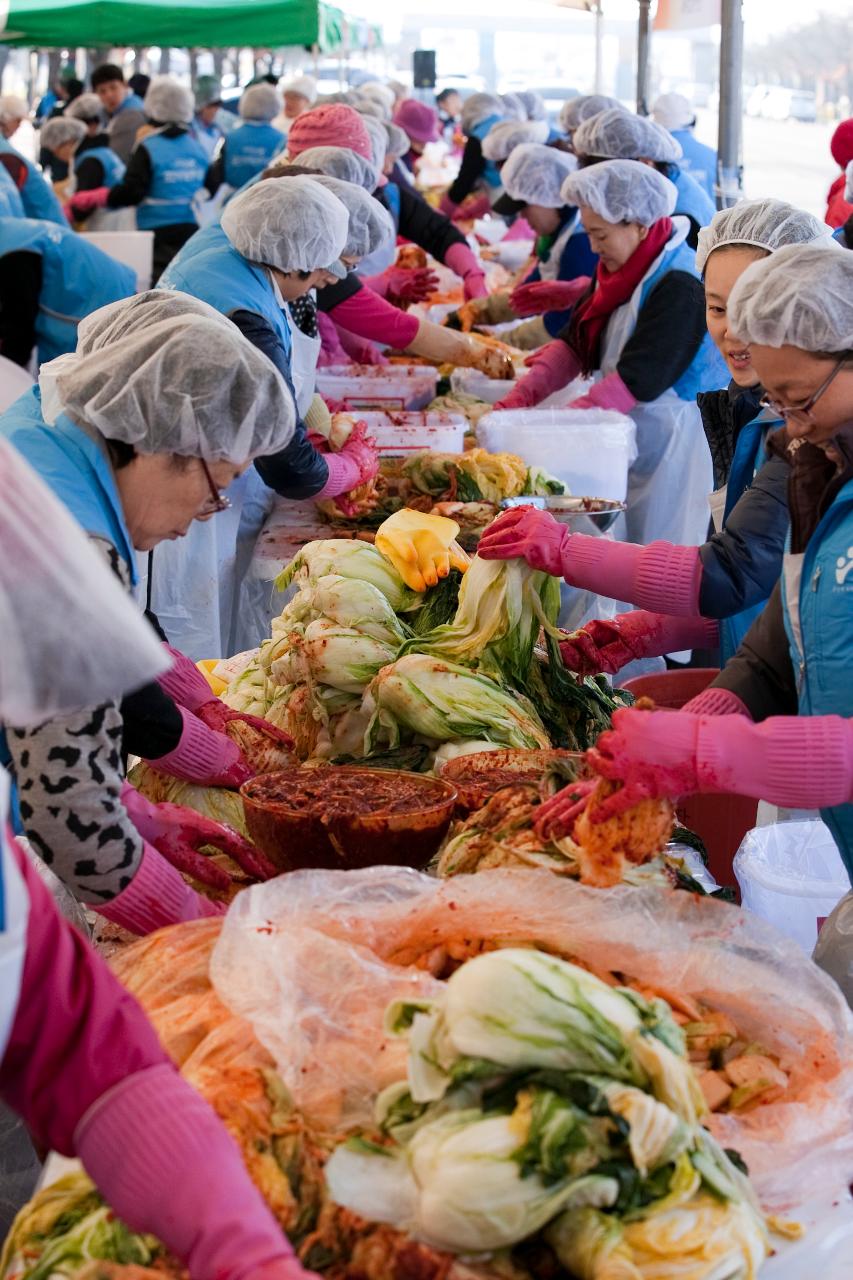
[158,224,293,360]
[0,216,135,364]
[0,162,24,217]
[471,114,503,189]
[383,180,402,232]
[74,144,126,189]
[137,129,207,230]
[781,477,853,879]
[671,129,717,201]
[0,137,65,225]
[672,166,716,229]
[223,121,285,188]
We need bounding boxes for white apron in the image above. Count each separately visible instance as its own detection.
[0,769,29,1062]
[537,213,579,283]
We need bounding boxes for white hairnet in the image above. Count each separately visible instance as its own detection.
[65,93,105,124]
[461,92,504,134]
[696,198,835,274]
[288,145,378,190]
[500,93,527,122]
[143,75,194,126]
[501,142,578,208]
[78,290,227,353]
[56,316,296,462]
[239,83,281,121]
[727,243,853,352]
[40,116,87,151]
[481,118,549,162]
[384,121,409,159]
[846,159,853,203]
[517,90,548,122]
[562,158,677,226]
[0,95,27,125]
[652,92,695,132]
[558,94,622,134]
[358,82,395,117]
[282,74,317,104]
[194,76,222,108]
[221,175,349,274]
[573,107,682,163]
[0,438,168,725]
[320,90,360,107]
[307,175,394,259]
[354,99,385,121]
[361,114,389,171]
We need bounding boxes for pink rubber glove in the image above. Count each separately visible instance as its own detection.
[559,612,720,676]
[69,185,109,215]
[444,241,489,301]
[158,644,221,713]
[196,699,294,750]
[364,265,440,305]
[95,843,224,935]
[587,707,853,821]
[145,705,253,788]
[458,193,492,220]
[510,277,591,317]
[335,323,390,365]
[478,506,570,575]
[439,192,459,218]
[682,687,751,717]
[493,340,581,410]
[76,1064,319,1279]
[569,371,637,414]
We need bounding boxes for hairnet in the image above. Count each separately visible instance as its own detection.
[354,98,385,121]
[727,243,853,352]
[461,92,504,134]
[319,90,360,107]
[558,94,622,134]
[0,439,168,726]
[288,145,378,190]
[78,290,227,353]
[287,104,373,162]
[307,175,394,258]
[143,75,194,126]
[221,174,349,274]
[384,121,409,159]
[358,82,396,117]
[195,76,222,108]
[56,316,296,462]
[40,116,87,151]
[517,90,547,122]
[361,114,389,171]
[500,93,527,122]
[393,99,440,144]
[0,95,27,125]
[239,83,281,122]
[696,197,835,274]
[652,92,694,131]
[65,92,105,124]
[562,158,677,226]
[282,74,317,104]
[501,142,578,208]
[481,118,549,162]
[573,107,682,163]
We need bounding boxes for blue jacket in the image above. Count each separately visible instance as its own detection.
[115,91,145,116]
[524,208,598,337]
[781,476,853,876]
[671,166,716,231]
[136,129,207,230]
[0,216,136,364]
[0,163,24,218]
[0,137,65,225]
[470,114,503,189]
[223,121,285,188]
[74,144,125,189]
[670,128,717,202]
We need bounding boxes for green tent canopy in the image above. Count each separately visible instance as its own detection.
[0,0,348,49]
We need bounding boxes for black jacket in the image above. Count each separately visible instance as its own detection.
[379,179,467,263]
[74,133,117,191]
[447,134,485,205]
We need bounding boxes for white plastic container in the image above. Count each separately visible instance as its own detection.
[477,408,637,503]
[450,367,515,405]
[734,820,849,952]
[353,411,467,454]
[80,229,155,292]
[315,364,438,411]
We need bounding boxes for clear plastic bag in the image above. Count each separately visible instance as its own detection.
[211,866,853,1211]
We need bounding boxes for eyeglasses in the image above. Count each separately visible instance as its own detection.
[760,357,848,422]
[198,458,231,515]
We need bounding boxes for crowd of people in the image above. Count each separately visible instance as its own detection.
[1,58,853,1278]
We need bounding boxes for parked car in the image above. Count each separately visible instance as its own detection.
[760,87,817,122]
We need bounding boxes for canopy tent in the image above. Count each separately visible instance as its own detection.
[0,0,348,49]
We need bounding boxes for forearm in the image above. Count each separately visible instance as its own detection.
[558,536,704,615]
[326,289,420,348]
[253,420,330,499]
[698,714,853,809]
[404,318,492,367]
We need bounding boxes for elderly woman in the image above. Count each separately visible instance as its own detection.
[0,304,297,936]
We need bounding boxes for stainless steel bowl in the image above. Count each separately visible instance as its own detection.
[500,495,626,534]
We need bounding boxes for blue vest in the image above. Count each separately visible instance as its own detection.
[157,224,292,360]
[832,226,846,245]
[671,166,716,230]
[0,163,24,218]
[115,92,145,116]
[0,137,65,225]
[223,121,285,188]
[781,478,853,880]
[74,144,126,189]
[671,129,717,202]
[471,114,503,189]
[383,180,402,231]
[635,232,727,400]
[0,216,135,364]
[137,129,207,230]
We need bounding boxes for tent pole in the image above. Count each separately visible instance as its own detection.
[593,0,603,94]
[636,0,651,115]
[717,0,744,208]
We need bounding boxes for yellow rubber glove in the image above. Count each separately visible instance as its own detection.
[375,509,471,592]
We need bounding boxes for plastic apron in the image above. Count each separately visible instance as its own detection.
[597,220,714,548]
[537,212,579,283]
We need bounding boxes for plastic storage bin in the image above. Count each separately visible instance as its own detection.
[352,411,466,454]
[477,408,637,503]
[451,367,516,406]
[316,364,438,411]
[80,229,155,292]
[735,821,849,952]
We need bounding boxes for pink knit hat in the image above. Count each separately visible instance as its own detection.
[287,104,373,162]
[393,99,440,145]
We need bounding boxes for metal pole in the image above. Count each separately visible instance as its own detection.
[716,0,744,207]
[636,0,651,115]
[593,0,603,94]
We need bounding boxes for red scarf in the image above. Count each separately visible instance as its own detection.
[567,217,674,376]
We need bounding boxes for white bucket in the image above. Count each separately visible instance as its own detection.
[80,230,155,292]
[476,407,637,503]
[354,411,467,454]
[734,820,850,952]
[316,364,438,411]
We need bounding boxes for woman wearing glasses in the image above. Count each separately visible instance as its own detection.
[480,199,835,675]
[0,297,297,936]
